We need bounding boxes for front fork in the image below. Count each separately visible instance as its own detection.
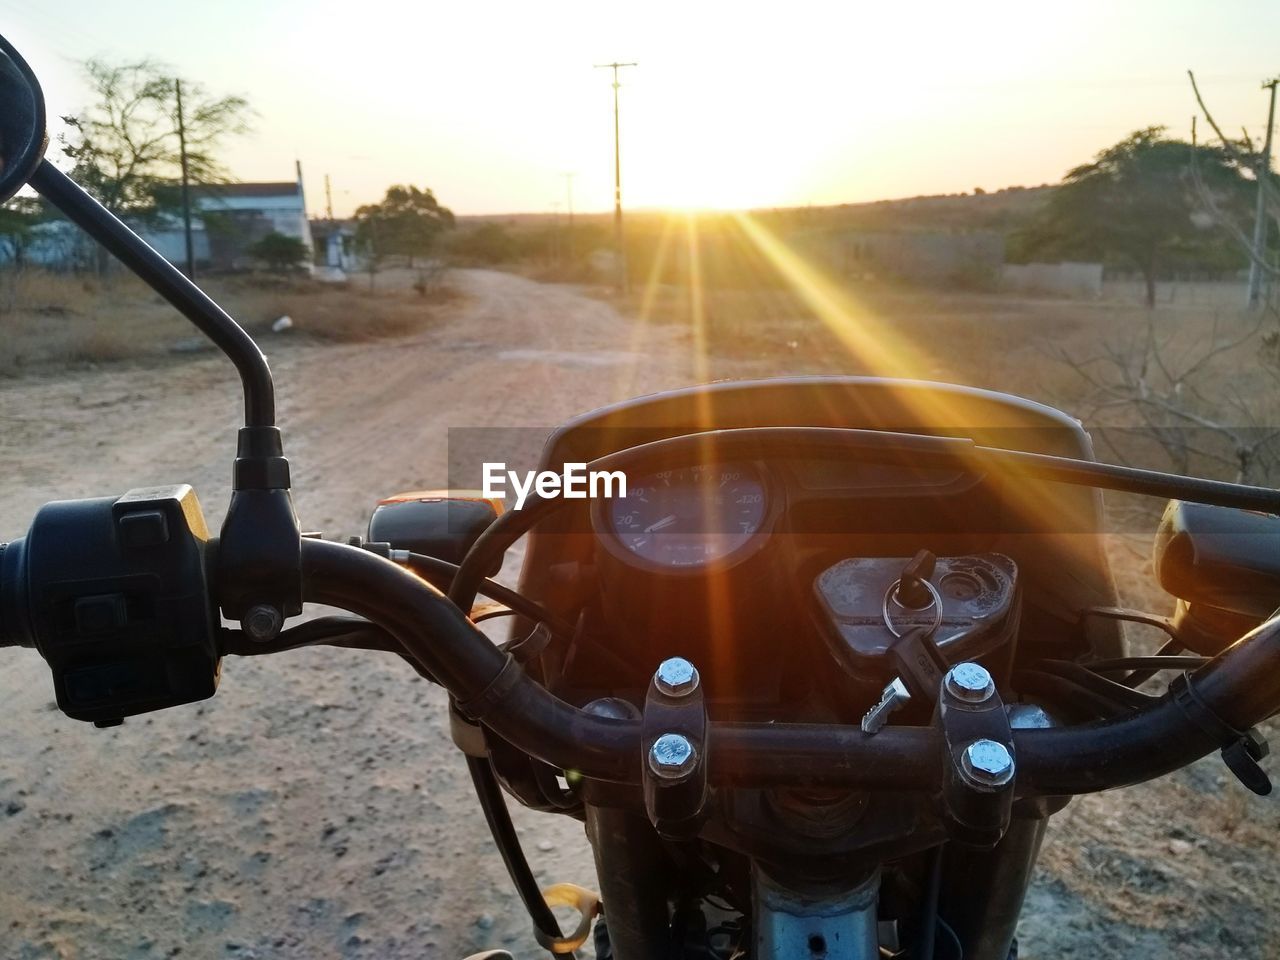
[753,865,881,960]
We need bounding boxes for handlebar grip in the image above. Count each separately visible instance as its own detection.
[0,539,31,649]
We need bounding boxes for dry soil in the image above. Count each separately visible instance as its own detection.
[0,270,1275,959]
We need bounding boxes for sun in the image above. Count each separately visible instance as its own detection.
[639,168,764,212]
[624,99,803,212]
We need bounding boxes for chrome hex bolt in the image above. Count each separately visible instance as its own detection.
[944,662,994,703]
[961,738,1015,787]
[654,657,700,697]
[648,733,698,779]
[242,604,283,643]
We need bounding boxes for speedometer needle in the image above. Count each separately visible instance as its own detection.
[644,515,678,533]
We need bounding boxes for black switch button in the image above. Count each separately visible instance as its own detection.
[74,594,128,637]
[118,509,169,548]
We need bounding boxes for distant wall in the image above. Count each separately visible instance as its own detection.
[139,228,212,267]
[1002,261,1102,298]
[1101,278,1250,307]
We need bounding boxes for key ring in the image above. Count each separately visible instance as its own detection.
[882,578,943,638]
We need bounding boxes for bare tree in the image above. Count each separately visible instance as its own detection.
[1187,71,1280,394]
[60,59,250,221]
[1049,309,1280,485]
[1187,72,1279,288]
[1046,74,1280,493]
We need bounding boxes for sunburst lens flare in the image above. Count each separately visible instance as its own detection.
[728,213,1091,557]
[616,215,678,401]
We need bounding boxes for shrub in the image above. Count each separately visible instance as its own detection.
[247,232,310,273]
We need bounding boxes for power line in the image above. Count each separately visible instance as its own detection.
[594,61,637,293]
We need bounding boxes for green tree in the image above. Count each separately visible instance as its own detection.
[354,185,454,268]
[247,231,309,273]
[445,222,518,264]
[60,59,251,223]
[1013,127,1250,306]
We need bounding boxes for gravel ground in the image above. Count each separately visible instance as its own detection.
[0,269,1275,958]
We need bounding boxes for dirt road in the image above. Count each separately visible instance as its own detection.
[0,269,1275,958]
[0,269,704,960]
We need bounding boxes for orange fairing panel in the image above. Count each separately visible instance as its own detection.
[377,488,505,516]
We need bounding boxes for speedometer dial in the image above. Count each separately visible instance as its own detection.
[606,462,769,570]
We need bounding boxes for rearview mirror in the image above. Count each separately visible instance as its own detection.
[0,34,48,204]
[1154,500,1280,621]
[1154,499,1280,654]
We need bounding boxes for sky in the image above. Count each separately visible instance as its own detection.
[2,0,1278,218]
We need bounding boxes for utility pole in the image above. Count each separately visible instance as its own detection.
[1247,76,1279,310]
[562,171,576,263]
[550,200,562,265]
[594,61,637,293]
[175,79,195,279]
[324,174,334,220]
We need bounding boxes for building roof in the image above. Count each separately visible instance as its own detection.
[197,181,300,199]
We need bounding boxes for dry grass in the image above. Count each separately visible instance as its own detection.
[0,267,456,375]
[256,285,461,342]
[613,275,1279,616]
[619,277,1274,471]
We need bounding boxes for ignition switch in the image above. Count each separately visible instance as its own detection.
[812,551,1020,682]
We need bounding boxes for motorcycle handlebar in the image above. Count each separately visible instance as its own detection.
[300,537,1280,797]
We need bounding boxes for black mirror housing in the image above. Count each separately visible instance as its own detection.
[1155,500,1280,622]
[0,33,48,204]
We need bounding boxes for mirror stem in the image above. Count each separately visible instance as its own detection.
[28,160,276,428]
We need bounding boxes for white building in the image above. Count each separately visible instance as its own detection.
[3,167,315,273]
[308,218,361,279]
[142,163,314,272]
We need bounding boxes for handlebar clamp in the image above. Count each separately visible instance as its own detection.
[641,657,710,839]
[935,662,1015,848]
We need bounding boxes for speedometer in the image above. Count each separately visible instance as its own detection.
[603,462,769,570]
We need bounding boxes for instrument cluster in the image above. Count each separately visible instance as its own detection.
[593,462,772,572]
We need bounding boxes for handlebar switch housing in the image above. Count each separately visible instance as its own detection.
[5,485,220,724]
[935,663,1015,848]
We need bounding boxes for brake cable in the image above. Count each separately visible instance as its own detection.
[466,754,575,955]
[400,551,576,642]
